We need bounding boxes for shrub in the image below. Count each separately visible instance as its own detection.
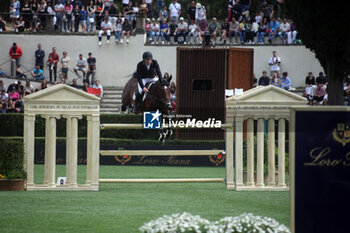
[0,140,26,179]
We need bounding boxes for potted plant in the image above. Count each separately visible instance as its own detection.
[0,140,26,191]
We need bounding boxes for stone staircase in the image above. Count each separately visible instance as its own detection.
[101,87,123,114]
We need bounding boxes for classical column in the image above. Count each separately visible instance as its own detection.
[86,115,92,184]
[256,118,265,187]
[86,114,100,187]
[246,118,255,186]
[24,114,36,187]
[278,118,286,187]
[225,126,234,189]
[43,115,60,187]
[235,116,244,187]
[267,118,276,186]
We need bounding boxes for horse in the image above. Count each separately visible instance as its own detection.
[121,75,172,115]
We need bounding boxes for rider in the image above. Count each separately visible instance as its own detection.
[132,51,163,114]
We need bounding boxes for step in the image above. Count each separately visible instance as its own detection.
[101,104,121,108]
[102,94,122,99]
[101,99,122,103]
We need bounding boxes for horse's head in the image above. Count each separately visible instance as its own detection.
[148,75,172,114]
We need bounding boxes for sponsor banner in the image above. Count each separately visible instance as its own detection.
[294,110,350,233]
[34,144,225,167]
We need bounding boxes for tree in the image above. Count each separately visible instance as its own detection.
[285,0,350,105]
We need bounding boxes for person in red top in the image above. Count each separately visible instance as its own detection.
[47,47,60,82]
[9,42,22,66]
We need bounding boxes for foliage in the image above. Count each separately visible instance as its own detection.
[139,212,290,233]
[0,140,26,179]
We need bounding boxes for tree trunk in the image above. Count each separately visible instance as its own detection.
[327,61,344,105]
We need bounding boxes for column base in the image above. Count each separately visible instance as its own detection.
[246,182,255,186]
[268,182,277,186]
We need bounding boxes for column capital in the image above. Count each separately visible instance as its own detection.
[62,115,83,120]
[25,113,36,121]
[41,114,61,120]
[235,115,245,122]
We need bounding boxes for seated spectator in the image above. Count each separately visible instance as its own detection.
[14,16,25,32]
[304,72,316,103]
[92,80,103,98]
[255,11,263,24]
[176,17,188,44]
[150,19,161,44]
[39,79,48,90]
[71,79,79,89]
[98,16,112,45]
[82,79,89,92]
[313,83,327,105]
[188,20,198,44]
[259,17,269,44]
[259,71,270,86]
[30,15,42,32]
[6,96,17,113]
[6,82,17,93]
[24,80,34,95]
[0,89,8,113]
[74,54,87,79]
[120,18,132,44]
[0,68,7,77]
[268,17,282,44]
[208,17,220,45]
[280,72,291,90]
[31,65,45,80]
[8,86,19,101]
[229,17,240,44]
[16,65,27,79]
[145,18,152,41]
[160,18,170,44]
[251,19,260,44]
[0,80,5,92]
[0,16,7,32]
[270,73,281,87]
[287,20,298,44]
[114,18,123,43]
[239,18,246,44]
[220,18,229,45]
[16,80,24,97]
[168,20,178,44]
[279,18,290,44]
[195,3,206,24]
[243,18,254,44]
[198,19,209,43]
[316,72,328,87]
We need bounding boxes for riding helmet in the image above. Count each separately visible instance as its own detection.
[143,51,153,60]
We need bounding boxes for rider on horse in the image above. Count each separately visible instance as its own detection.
[132,51,163,114]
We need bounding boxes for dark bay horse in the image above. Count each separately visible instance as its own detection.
[121,76,172,114]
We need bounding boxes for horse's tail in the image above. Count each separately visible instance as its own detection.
[121,77,138,112]
[121,104,127,112]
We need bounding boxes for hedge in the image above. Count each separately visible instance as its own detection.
[0,140,26,179]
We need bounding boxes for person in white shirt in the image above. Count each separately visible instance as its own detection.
[169,0,181,23]
[98,16,112,45]
[279,18,290,44]
[92,80,103,98]
[268,51,281,76]
[54,0,64,31]
[195,3,206,24]
[150,20,160,44]
[188,19,198,44]
[74,54,87,79]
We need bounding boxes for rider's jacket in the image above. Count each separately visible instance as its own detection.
[134,59,162,88]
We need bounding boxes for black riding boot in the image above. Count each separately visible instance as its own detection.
[132,92,142,114]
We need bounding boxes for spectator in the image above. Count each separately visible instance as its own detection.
[243,18,254,44]
[24,80,34,95]
[313,83,327,105]
[150,19,161,44]
[55,0,65,31]
[98,16,112,45]
[145,18,152,41]
[168,19,178,44]
[0,16,7,32]
[22,0,32,30]
[258,71,270,86]
[16,65,27,79]
[108,3,118,30]
[251,19,260,44]
[60,51,70,83]
[195,3,206,24]
[39,79,48,90]
[14,16,25,32]
[120,18,132,44]
[268,17,282,44]
[220,18,229,45]
[229,17,240,44]
[47,47,59,83]
[82,79,89,92]
[38,0,47,29]
[169,0,181,23]
[73,5,81,32]
[114,18,123,43]
[9,42,22,66]
[140,0,149,18]
[96,0,103,30]
[74,54,87,80]
[30,14,42,32]
[287,20,298,44]
[279,18,290,44]
[316,72,328,87]
[64,0,73,32]
[261,2,273,22]
[16,80,24,97]
[146,0,153,18]
[35,43,45,70]
[0,89,8,112]
[255,11,263,24]
[87,0,96,33]
[0,68,7,77]
[270,73,281,87]
[188,20,198,44]
[268,51,281,76]
[8,86,20,101]
[31,0,39,16]
[239,18,246,44]
[187,1,196,23]
[227,0,236,22]
[92,80,103,98]
[10,0,20,28]
[257,17,268,44]
[176,17,188,44]
[0,81,5,92]
[156,0,165,18]
[208,17,220,45]
[7,82,17,93]
[304,72,316,102]
[160,18,170,44]
[159,4,168,21]
[31,64,45,80]
[198,19,208,43]
[86,52,96,85]
[6,96,17,113]
[280,72,291,90]
[71,79,79,89]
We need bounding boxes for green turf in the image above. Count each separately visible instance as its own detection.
[0,165,290,233]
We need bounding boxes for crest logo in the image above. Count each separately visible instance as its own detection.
[209,152,226,166]
[114,147,132,165]
[332,123,350,146]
